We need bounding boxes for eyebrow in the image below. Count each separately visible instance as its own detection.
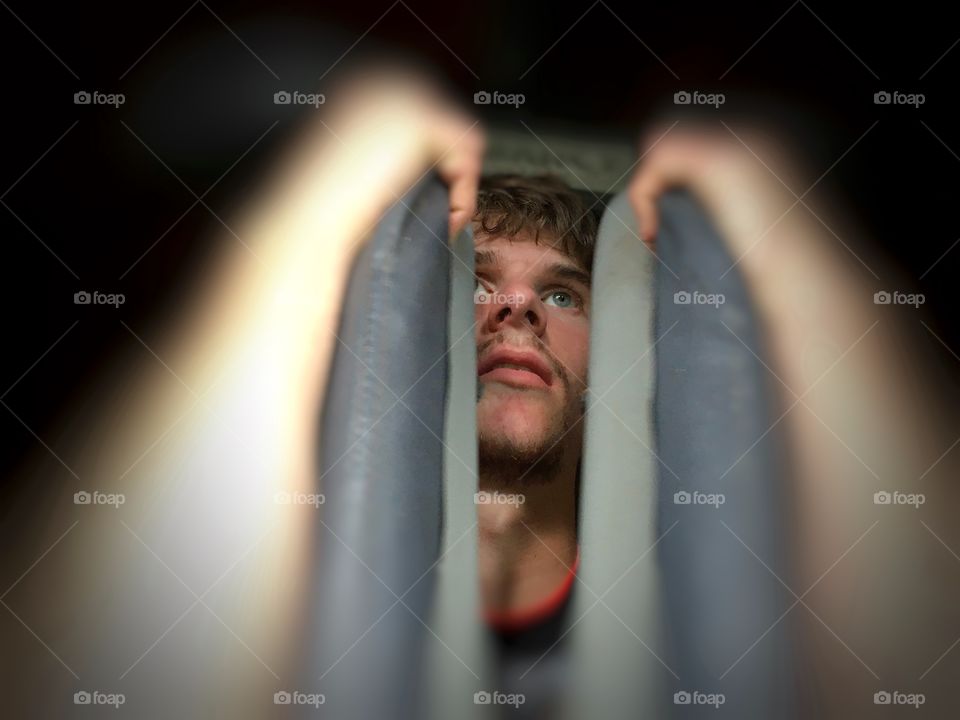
[474,251,591,289]
[474,249,499,267]
[545,262,591,289]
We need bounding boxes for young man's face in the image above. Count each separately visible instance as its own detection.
[475,230,591,481]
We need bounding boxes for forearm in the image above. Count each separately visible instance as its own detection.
[20,85,470,709]
[693,158,943,476]
[699,175,957,708]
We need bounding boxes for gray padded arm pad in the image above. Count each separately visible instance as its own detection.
[655,190,797,719]
[560,190,666,719]
[306,175,449,720]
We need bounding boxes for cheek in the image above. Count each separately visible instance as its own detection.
[548,321,590,387]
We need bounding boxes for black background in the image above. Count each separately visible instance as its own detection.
[2,0,958,475]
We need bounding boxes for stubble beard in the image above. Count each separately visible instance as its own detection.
[477,382,584,488]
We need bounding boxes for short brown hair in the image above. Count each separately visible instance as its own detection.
[473,174,599,271]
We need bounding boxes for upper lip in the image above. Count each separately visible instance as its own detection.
[477,347,553,386]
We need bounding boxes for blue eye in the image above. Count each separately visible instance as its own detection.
[544,290,577,308]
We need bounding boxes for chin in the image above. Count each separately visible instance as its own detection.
[481,387,547,422]
[478,393,558,451]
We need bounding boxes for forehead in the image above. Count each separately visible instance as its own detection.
[474,232,588,274]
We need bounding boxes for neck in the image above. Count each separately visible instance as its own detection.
[477,453,579,615]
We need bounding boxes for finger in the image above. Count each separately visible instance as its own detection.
[441,139,483,237]
[435,117,485,240]
[628,126,679,246]
[628,170,665,246]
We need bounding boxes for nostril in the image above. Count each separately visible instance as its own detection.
[525,309,537,325]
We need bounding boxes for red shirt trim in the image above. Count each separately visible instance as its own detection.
[483,547,581,633]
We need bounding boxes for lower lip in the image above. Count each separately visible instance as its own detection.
[479,367,549,389]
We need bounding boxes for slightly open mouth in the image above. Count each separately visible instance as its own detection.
[479,365,549,389]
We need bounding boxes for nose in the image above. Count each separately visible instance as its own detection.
[480,281,546,336]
